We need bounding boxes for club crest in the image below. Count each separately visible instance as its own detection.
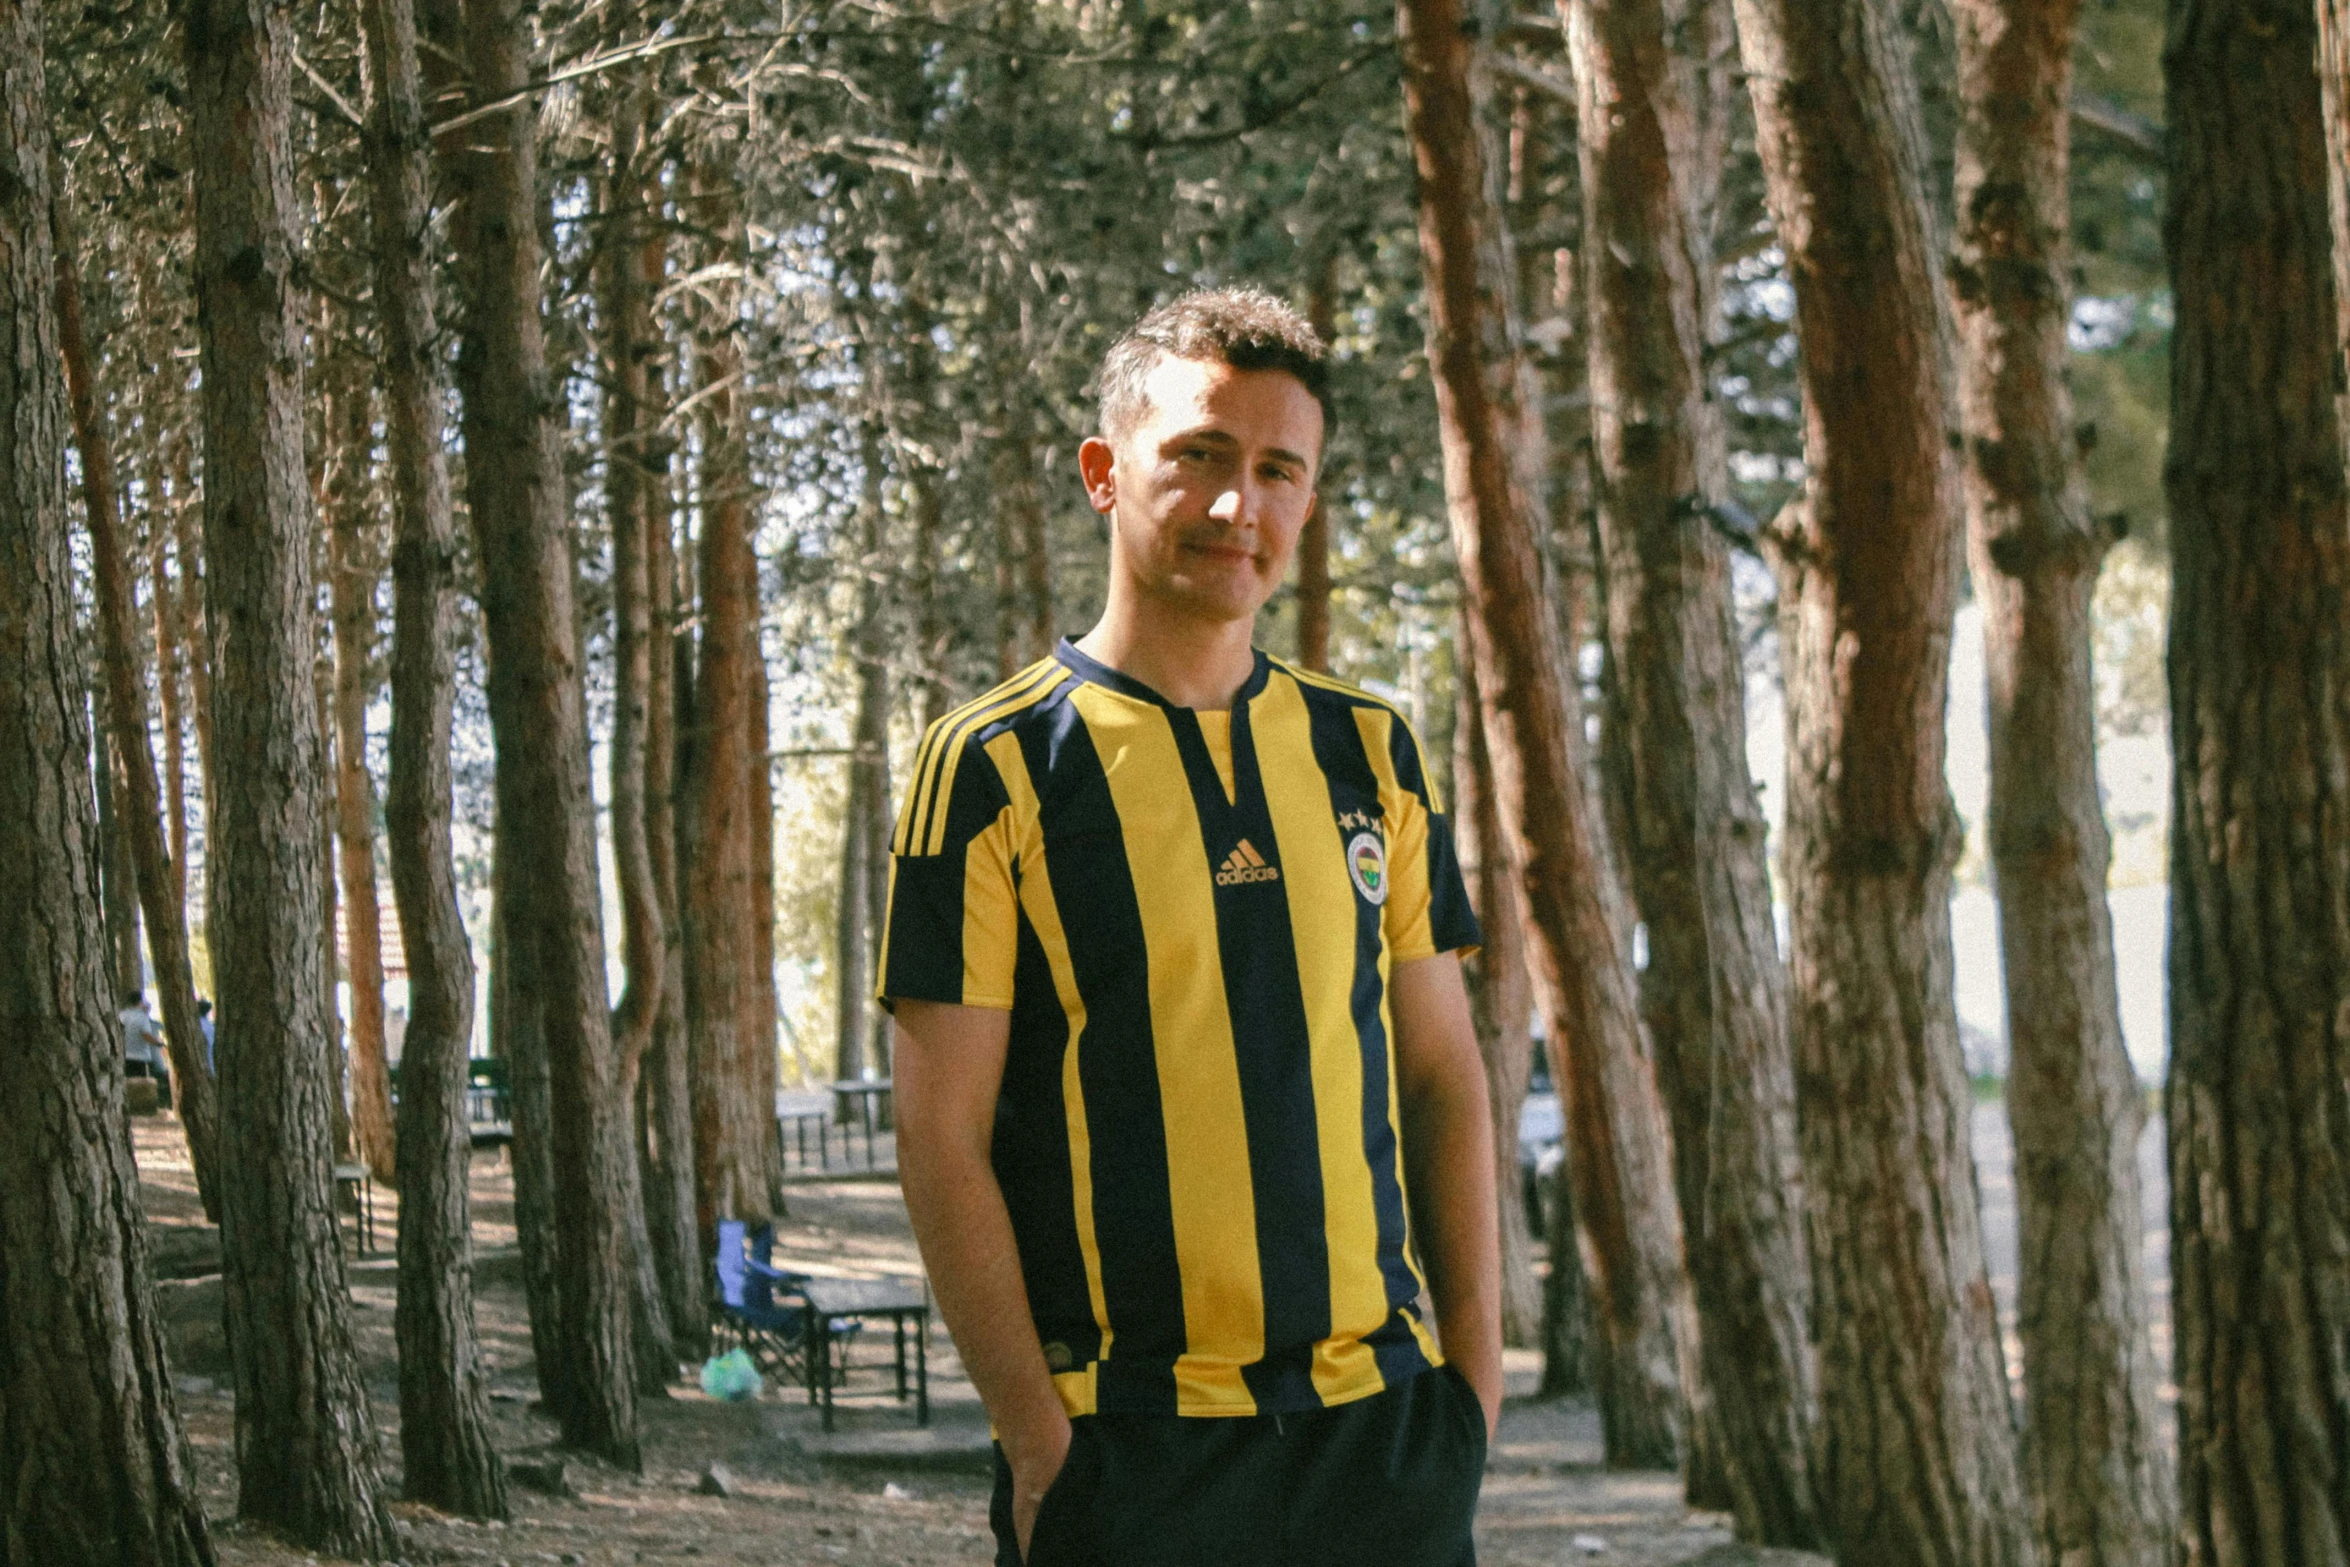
[1346,830,1387,905]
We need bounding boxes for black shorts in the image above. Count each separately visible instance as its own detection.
[990,1363,1486,1567]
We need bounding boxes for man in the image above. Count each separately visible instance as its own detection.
[196,997,215,1075]
[886,288,1502,1567]
[119,990,170,1108]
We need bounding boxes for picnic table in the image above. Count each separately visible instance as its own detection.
[776,1079,895,1173]
[800,1275,930,1432]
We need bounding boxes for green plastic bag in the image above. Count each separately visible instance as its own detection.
[699,1347,763,1402]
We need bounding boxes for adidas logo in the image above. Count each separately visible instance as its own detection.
[1214,839,1281,887]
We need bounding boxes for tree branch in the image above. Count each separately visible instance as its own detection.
[430,32,719,135]
[2071,91,2163,165]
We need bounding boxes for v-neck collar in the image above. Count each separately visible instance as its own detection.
[1055,637,1272,713]
[1057,638,1276,840]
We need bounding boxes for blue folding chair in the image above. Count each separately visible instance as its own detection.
[711,1219,815,1383]
[745,1222,869,1406]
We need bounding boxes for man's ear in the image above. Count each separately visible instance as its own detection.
[1078,435,1118,515]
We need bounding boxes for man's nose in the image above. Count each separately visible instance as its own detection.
[1207,480,1263,527]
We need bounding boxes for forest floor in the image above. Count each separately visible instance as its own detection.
[131,1113,1835,1567]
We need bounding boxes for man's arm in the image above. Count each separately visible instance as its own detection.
[1391,951,1504,1435]
[893,998,1070,1553]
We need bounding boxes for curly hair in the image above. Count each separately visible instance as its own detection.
[1094,287,1334,444]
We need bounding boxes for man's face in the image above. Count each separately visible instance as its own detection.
[1079,354,1325,630]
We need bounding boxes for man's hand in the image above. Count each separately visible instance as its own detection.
[1002,1398,1072,1558]
[894,998,1079,1557]
[1390,952,1505,1438]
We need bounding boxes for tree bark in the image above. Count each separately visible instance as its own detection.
[317,666,353,1168]
[169,439,215,820]
[1948,0,2173,1558]
[748,649,785,1129]
[151,525,190,916]
[1397,0,1696,1469]
[180,0,397,1546]
[324,343,397,1185]
[683,166,773,1240]
[1537,1105,1594,1398]
[51,180,224,1221]
[644,370,705,1354]
[434,0,641,1469]
[1452,633,1542,1348]
[2324,0,2350,452]
[2164,0,2350,1555]
[595,58,682,1393]
[490,844,566,1408]
[0,31,216,1560]
[94,724,143,1000]
[835,406,892,1090]
[356,0,509,1513]
[1564,0,1824,1540]
[1296,258,1338,673]
[991,306,1054,673]
[1728,0,2035,1554]
[901,293,952,733]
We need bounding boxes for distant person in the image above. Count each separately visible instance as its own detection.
[196,997,214,1074]
[888,290,1499,1567]
[119,991,170,1108]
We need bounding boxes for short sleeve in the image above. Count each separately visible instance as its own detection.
[878,725,1020,1010]
[1366,708,1482,962]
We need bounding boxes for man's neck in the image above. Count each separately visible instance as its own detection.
[1073,597,1258,710]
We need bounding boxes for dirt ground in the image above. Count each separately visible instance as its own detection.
[130,1116,1815,1567]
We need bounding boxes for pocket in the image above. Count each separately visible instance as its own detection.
[1024,1422,1096,1566]
[1438,1363,1490,1465]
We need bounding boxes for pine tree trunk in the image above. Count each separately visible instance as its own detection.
[835,409,891,1090]
[888,286,954,735]
[992,314,1054,669]
[2325,0,2350,446]
[1537,1121,1594,1397]
[1296,257,1338,673]
[318,669,354,1168]
[169,441,215,818]
[596,66,682,1392]
[434,0,641,1470]
[94,725,144,999]
[180,0,396,1546]
[1452,635,1543,1348]
[645,418,706,1353]
[683,171,774,1239]
[748,651,785,1135]
[1728,0,2035,1554]
[1564,0,1823,1540]
[0,37,216,1561]
[325,346,397,1186]
[1397,0,1696,1469]
[1948,0,2173,1558]
[150,529,190,915]
[2165,0,2350,1554]
[51,183,224,1220]
[494,853,567,1408]
[356,0,509,1512]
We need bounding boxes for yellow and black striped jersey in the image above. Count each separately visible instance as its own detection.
[879,640,1481,1420]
